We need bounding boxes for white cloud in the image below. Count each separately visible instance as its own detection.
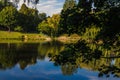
[36,0,64,16]
[10,0,64,16]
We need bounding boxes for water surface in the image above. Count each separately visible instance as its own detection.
[0,41,120,80]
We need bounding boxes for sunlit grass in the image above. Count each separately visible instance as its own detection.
[0,31,50,43]
[0,31,22,39]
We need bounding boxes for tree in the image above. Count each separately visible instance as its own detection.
[38,14,60,37]
[0,0,9,10]
[63,0,76,11]
[94,1,120,41]
[93,0,108,11]
[47,14,60,37]
[78,0,92,13]
[98,6,120,39]
[0,1,4,10]
[19,3,29,15]
[59,0,77,34]
[1,0,8,6]
[59,0,95,35]
[19,4,40,32]
[14,26,23,32]
[38,20,52,36]
[93,0,120,12]
[39,13,47,21]
[0,6,19,32]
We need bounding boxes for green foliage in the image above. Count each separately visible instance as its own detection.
[0,1,4,11]
[47,14,60,35]
[94,0,120,11]
[95,6,120,41]
[59,0,77,34]
[59,0,120,44]
[94,0,108,11]
[63,0,76,11]
[14,26,23,32]
[18,4,40,32]
[81,25,101,41]
[106,6,120,34]
[0,2,46,33]
[38,14,60,37]
[0,6,19,32]
[59,0,97,35]
[19,4,29,15]
[78,0,92,12]
[39,13,47,21]
[0,0,13,10]
[38,20,51,35]
[0,0,119,43]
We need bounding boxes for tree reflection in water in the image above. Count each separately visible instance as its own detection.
[0,40,120,77]
[0,43,38,70]
[49,40,120,77]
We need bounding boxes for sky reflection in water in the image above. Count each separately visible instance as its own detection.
[0,42,120,80]
[0,59,96,80]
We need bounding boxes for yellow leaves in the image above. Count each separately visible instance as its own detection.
[47,14,60,29]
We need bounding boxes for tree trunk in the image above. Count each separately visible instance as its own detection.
[7,26,10,32]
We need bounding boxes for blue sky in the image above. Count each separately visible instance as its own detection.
[36,0,65,16]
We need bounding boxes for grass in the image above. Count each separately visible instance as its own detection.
[0,31,22,39]
[57,33,81,44]
[0,31,50,42]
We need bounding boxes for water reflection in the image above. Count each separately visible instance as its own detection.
[0,40,120,79]
[48,40,120,77]
[0,43,38,70]
[0,41,64,70]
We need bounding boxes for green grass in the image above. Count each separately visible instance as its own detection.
[0,31,22,39]
[0,31,49,41]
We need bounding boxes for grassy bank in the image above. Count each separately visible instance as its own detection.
[0,31,81,43]
[57,34,81,43]
[0,31,22,39]
[0,31,51,42]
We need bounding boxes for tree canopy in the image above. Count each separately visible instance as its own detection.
[0,6,19,32]
[38,14,60,37]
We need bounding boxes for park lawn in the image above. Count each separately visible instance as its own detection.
[0,31,81,43]
[0,31,49,40]
[0,31,22,39]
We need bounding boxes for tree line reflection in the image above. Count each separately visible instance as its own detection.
[0,40,120,77]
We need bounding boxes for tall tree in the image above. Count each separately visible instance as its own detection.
[0,6,19,32]
[47,14,60,37]
[0,1,3,10]
[38,13,47,21]
[19,4,39,32]
[93,0,120,11]
[93,0,107,11]
[38,14,60,37]
[78,0,92,13]
[63,0,76,11]
[59,0,77,34]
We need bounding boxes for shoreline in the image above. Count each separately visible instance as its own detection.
[0,31,81,43]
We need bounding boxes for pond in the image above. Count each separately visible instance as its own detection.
[0,41,120,80]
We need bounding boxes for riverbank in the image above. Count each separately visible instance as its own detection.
[56,34,81,43]
[0,31,52,42]
[0,31,81,43]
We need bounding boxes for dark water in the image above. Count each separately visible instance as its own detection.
[0,41,120,80]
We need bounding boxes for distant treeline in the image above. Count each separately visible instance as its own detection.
[0,0,120,43]
[0,0,47,33]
